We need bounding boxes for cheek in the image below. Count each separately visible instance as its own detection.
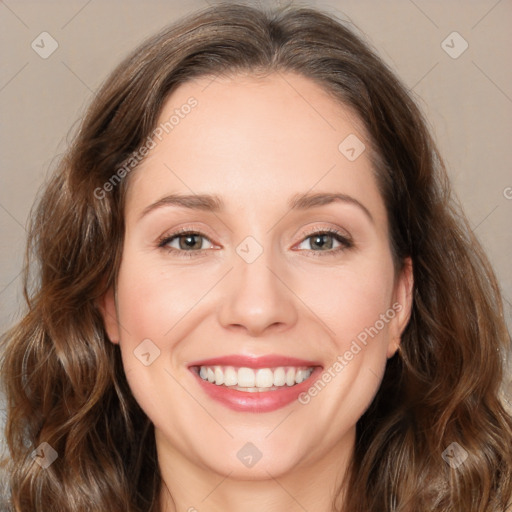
[294,252,396,352]
[113,254,196,413]
[116,252,212,342]
[295,265,397,444]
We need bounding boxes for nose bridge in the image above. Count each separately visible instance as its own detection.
[217,235,298,335]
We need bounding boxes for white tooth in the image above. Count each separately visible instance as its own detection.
[199,366,208,380]
[207,367,215,383]
[285,367,296,386]
[273,367,286,386]
[237,367,255,387]
[224,366,238,386]
[214,366,224,385]
[295,369,307,384]
[255,368,274,388]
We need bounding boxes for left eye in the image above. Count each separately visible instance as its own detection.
[296,231,347,251]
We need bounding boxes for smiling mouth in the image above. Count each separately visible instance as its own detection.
[192,365,317,392]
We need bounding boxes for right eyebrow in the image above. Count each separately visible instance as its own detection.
[139,193,224,220]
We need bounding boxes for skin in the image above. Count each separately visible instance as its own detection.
[101,71,413,512]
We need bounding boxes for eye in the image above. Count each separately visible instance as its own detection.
[296,229,353,254]
[158,229,216,257]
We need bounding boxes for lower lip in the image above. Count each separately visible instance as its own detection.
[190,367,323,413]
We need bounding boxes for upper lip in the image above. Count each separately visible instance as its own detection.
[188,354,323,369]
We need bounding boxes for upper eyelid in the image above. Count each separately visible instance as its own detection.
[299,225,351,239]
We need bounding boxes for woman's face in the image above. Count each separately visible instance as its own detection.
[102,71,413,482]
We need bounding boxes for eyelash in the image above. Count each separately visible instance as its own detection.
[157,226,353,259]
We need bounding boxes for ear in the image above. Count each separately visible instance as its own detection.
[386,256,414,358]
[97,285,121,344]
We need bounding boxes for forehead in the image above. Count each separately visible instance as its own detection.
[125,71,386,224]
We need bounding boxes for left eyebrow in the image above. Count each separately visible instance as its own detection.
[288,192,374,224]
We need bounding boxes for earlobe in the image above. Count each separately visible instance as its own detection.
[386,338,401,359]
[98,286,121,344]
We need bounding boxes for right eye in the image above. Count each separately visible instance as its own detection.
[158,229,217,257]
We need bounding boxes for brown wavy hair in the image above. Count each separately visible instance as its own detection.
[1,3,511,511]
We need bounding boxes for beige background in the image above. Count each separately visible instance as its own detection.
[0,0,511,400]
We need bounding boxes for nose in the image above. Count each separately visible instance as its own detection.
[217,248,298,337]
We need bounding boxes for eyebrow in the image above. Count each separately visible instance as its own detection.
[139,192,374,224]
[288,192,374,223]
